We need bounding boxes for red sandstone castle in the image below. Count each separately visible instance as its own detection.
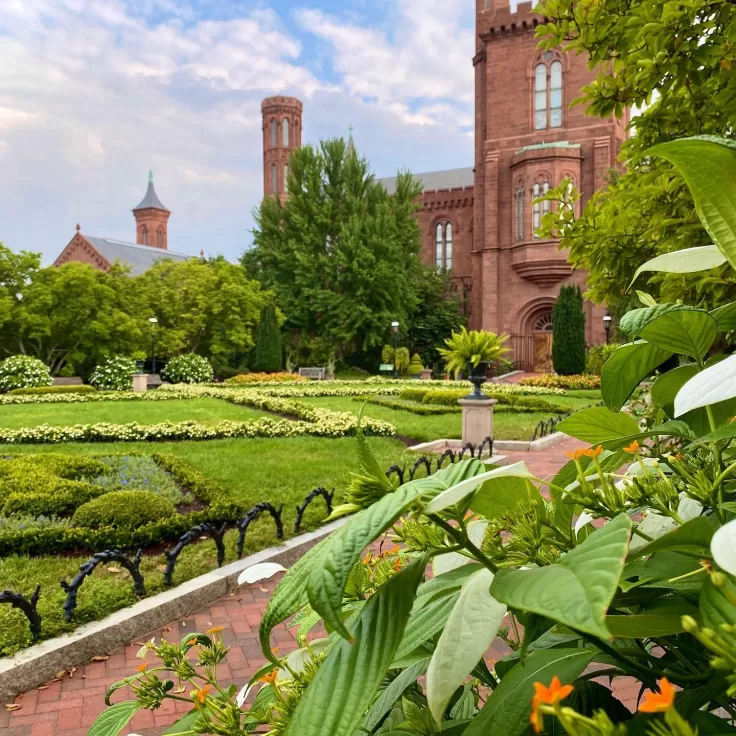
[261,0,627,371]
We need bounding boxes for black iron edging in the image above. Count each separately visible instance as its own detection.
[0,586,42,637]
[294,489,334,533]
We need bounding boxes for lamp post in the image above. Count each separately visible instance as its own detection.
[603,314,613,345]
[149,317,159,373]
[391,321,400,379]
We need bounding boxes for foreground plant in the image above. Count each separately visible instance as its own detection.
[91,137,736,736]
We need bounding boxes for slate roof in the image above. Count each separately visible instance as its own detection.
[379,167,474,195]
[84,236,191,276]
[133,177,170,212]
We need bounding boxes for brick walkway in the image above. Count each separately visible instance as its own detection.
[1,437,626,736]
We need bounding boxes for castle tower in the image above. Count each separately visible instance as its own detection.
[262,96,303,198]
[471,0,627,367]
[132,171,171,250]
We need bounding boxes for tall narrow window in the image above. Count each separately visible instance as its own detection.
[142,226,148,245]
[550,61,563,128]
[532,183,541,235]
[271,164,278,194]
[270,119,277,147]
[284,164,289,193]
[515,185,525,241]
[156,228,163,247]
[534,63,547,130]
[542,182,550,216]
[435,224,443,268]
[445,223,453,270]
[282,118,290,147]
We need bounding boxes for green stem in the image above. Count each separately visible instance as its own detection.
[428,514,499,574]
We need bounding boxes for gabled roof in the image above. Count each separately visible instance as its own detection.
[133,171,170,212]
[379,167,474,195]
[84,236,190,275]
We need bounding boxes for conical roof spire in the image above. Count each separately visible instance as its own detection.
[347,123,356,155]
[133,170,170,212]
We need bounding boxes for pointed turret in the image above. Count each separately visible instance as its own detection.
[132,171,171,249]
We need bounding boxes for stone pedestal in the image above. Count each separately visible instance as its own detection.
[459,398,497,446]
[420,369,433,381]
[132,373,148,392]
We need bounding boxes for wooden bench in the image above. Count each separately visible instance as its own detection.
[298,367,326,381]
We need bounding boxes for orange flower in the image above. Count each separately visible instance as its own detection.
[259,669,278,685]
[192,685,211,704]
[272,647,280,655]
[136,662,148,672]
[387,545,401,556]
[362,552,372,566]
[584,445,603,459]
[565,447,588,461]
[639,678,675,713]
[206,626,223,635]
[624,440,640,454]
[530,677,574,733]
[393,559,402,572]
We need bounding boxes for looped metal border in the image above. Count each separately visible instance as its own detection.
[0,585,42,637]
[294,489,334,533]
[236,503,284,559]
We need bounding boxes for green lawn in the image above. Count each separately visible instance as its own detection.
[300,396,595,442]
[0,398,272,429]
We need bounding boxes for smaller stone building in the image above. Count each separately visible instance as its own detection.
[54,172,191,275]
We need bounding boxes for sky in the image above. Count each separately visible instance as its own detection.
[0,0,477,263]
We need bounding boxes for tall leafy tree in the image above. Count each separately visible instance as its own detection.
[536,0,736,314]
[252,304,282,373]
[552,285,586,375]
[244,138,424,359]
[0,244,42,351]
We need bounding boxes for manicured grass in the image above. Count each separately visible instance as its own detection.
[565,389,603,400]
[298,396,594,442]
[0,435,411,656]
[0,398,272,429]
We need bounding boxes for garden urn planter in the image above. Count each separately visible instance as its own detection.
[467,361,490,400]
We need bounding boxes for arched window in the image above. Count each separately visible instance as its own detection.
[141,226,148,245]
[532,181,551,236]
[435,221,453,269]
[270,119,277,147]
[284,164,289,193]
[283,118,290,147]
[515,184,525,241]
[535,313,553,332]
[534,53,563,130]
[534,63,547,131]
[156,228,163,247]
[271,164,278,194]
[542,181,550,216]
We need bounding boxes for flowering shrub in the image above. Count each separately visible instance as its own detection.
[162,354,213,384]
[225,372,307,385]
[520,373,601,390]
[90,355,137,391]
[10,384,96,395]
[0,355,52,392]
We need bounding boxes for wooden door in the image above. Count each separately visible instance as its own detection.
[533,333,553,373]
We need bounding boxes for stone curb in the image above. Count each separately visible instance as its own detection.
[0,519,348,700]
[408,432,566,456]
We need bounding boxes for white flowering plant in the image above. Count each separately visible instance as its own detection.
[163,354,213,384]
[0,355,52,392]
[90,355,138,391]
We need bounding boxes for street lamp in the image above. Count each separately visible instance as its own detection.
[149,317,159,373]
[391,321,400,379]
[603,314,613,345]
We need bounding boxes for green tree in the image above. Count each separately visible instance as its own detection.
[536,0,736,314]
[0,244,42,353]
[252,304,282,373]
[552,285,586,375]
[136,257,267,371]
[406,269,466,368]
[244,138,424,358]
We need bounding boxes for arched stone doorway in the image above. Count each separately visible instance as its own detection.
[513,299,555,372]
[532,312,554,373]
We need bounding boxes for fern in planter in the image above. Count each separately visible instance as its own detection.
[438,327,509,379]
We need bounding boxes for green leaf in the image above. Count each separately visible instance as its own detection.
[565,680,632,721]
[463,649,594,736]
[711,302,736,332]
[629,245,727,287]
[88,701,141,736]
[393,590,460,663]
[491,514,632,639]
[601,341,673,412]
[700,574,736,630]
[162,710,200,735]
[628,517,716,560]
[285,556,426,736]
[259,536,332,662]
[674,354,736,417]
[415,564,482,605]
[651,365,699,412]
[471,476,543,521]
[649,137,736,271]
[619,303,695,340]
[427,569,506,726]
[552,450,629,492]
[423,461,534,514]
[605,605,697,638]
[557,407,641,444]
[362,659,429,732]
[355,420,394,493]
[636,290,658,307]
[639,309,717,360]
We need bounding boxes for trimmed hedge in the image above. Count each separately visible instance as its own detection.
[3,480,106,518]
[9,385,97,395]
[419,389,570,414]
[520,374,601,390]
[0,452,244,557]
[73,491,176,529]
[357,396,459,415]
